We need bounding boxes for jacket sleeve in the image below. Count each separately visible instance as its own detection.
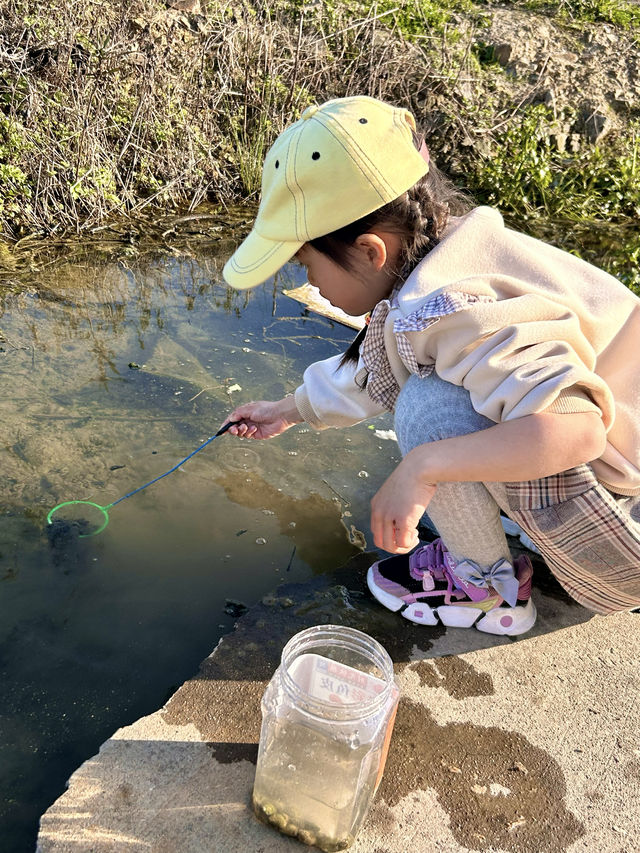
[404,293,614,427]
[294,354,387,429]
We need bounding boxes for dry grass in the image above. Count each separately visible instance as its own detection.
[2,0,638,291]
[0,0,477,239]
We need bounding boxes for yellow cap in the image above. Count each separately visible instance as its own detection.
[223,96,429,290]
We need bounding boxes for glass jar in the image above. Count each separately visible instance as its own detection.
[252,624,399,851]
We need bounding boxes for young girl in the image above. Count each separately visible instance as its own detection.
[223,95,640,635]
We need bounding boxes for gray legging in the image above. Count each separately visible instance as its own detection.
[394,373,640,612]
[394,372,525,568]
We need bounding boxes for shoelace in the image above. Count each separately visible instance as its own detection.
[409,541,519,605]
[408,539,449,587]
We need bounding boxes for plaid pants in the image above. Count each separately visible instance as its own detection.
[503,466,640,614]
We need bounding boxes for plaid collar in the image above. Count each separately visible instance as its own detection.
[359,290,494,410]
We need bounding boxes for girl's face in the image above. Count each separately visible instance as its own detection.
[295,233,402,317]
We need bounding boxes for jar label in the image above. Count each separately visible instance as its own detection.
[290,653,387,706]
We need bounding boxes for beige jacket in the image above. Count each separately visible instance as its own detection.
[295,207,640,495]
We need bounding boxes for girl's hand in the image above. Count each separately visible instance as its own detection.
[370,457,437,554]
[225,397,302,440]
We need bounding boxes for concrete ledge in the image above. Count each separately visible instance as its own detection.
[37,552,640,852]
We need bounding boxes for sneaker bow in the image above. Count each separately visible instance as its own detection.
[454,558,520,607]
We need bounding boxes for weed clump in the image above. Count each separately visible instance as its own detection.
[474,106,640,221]
[1,0,472,238]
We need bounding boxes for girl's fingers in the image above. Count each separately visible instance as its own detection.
[372,514,396,553]
[370,512,384,551]
[371,508,418,554]
[230,421,253,438]
[394,523,419,553]
[387,522,414,554]
[371,471,436,554]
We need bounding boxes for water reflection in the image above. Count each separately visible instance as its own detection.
[214,468,362,571]
[0,241,398,852]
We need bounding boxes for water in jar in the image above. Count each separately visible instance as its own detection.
[253,653,389,851]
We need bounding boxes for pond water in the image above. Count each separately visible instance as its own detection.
[0,238,399,851]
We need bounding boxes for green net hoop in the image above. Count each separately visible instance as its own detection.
[45,421,240,540]
[46,500,110,538]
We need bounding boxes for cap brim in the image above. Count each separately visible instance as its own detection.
[223,229,303,290]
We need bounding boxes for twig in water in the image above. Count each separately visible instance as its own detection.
[321,479,351,508]
[286,545,296,572]
[187,386,219,402]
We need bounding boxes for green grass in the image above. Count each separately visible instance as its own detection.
[521,0,640,29]
[272,0,474,39]
[473,104,640,287]
[473,105,640,222]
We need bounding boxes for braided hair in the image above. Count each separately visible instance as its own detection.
[308,142,472,365]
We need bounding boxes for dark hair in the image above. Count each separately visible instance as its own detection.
[310,144,472,365]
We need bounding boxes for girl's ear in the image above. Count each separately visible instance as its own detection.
[353,232,399,271]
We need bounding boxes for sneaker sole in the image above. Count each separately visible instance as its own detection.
[476,597,537,636]
[366,564,406,612]
[404,602,480,628]
[407,599,537,635]
[367,565,537,636]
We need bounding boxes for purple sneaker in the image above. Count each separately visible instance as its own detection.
[367,539,536,636]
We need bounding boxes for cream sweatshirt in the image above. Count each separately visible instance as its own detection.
[294,206,640,495]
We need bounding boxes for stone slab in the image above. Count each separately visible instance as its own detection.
[37,552,640,853]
